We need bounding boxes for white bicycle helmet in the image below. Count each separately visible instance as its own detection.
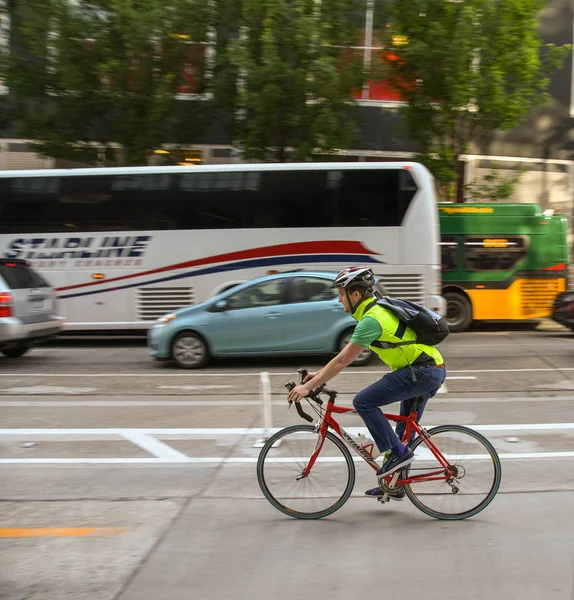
[332,266,375,290]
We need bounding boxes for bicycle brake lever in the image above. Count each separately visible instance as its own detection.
[295,401,314,423]
[285,382,295,409]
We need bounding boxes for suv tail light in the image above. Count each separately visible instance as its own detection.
[0,292,13,317]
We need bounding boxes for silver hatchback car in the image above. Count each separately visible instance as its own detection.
[0,259,65,357]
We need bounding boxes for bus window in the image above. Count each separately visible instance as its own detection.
[256,170,333,228]
[463,236,527,271]
[440,236,459,271]
[333,169,416,227]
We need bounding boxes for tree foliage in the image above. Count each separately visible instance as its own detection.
[383,0,571,200]
[464,164,525,202]
[225,0,366,161]
[3,0,213,166]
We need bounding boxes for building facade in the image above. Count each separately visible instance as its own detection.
[0,0,573,218]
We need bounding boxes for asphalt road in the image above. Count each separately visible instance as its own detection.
[1,324,573,600]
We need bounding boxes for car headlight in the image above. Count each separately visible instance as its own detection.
[156,313,177,325]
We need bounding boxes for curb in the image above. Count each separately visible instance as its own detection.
[535,318,570,332]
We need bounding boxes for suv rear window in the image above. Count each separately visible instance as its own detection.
[0,264,49,289]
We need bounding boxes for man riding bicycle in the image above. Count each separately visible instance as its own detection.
[287,266,446,500]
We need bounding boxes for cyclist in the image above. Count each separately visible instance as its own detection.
[287,266,446,500]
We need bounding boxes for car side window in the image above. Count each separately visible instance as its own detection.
[225,281,285,310]
[291,277,338,303]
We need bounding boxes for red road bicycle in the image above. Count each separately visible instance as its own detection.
[257,369,502,520]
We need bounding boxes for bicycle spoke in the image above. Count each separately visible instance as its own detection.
[257,425,355,519]
[405,425,501,520]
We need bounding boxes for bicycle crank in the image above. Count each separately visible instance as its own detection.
[377,471,400,503]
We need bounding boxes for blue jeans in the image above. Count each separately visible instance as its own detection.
[352,365,446,453]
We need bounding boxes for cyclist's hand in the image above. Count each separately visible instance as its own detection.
[303,372,318,383]
[287,384,310,403]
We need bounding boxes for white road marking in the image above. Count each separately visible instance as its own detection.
[2,386,98,395]
[1,423,573,436]
[31,348,96,352]
[0,394,571,406]
[157,385,233,391]
[0,368,570,376]
[432,396,574,404]
[121,432,189,461]
[0,400,260,407]
[0,451,573,464]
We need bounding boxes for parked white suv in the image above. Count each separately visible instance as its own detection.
[0,259,65,357]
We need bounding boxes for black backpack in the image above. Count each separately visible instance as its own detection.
[364,296,449,348]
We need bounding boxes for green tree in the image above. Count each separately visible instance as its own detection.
[464,163,525,202]
[3,0,213,166]
[224,0,366,162]
[382,0,571,200]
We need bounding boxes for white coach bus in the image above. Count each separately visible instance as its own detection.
[0,162,445,330]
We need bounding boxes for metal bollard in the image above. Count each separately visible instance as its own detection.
[253,372,272,448]
[253,372,281,448]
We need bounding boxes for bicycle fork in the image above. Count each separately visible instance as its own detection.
[296,423,327,480]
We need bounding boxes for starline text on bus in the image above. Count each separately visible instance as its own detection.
[3,236,152,261]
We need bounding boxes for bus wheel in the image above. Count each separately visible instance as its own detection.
[171,332,210,369]
[444,292,473,332]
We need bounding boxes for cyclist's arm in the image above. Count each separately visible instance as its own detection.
[287,318,382,402]
[287,343,365,402]
[305,343,366,388]
[304,319,382,388]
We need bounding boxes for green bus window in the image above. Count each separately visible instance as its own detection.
[440,236,459,271]
[463,236,527,272]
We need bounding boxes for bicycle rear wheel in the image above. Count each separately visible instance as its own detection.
[257,425,355,519]
[404,425,502,520]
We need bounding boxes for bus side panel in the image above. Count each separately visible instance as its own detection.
[467,277,566,320]
[46,267,131,330]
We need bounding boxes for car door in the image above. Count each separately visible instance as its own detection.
[207,279,287,354]
[280,276,349,352]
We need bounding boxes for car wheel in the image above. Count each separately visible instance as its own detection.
[171,332,210,369]
[444,292,473,332]
[338,330,373,366]
[1,344,30,358]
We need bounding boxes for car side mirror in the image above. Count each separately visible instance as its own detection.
[212,299,229,312]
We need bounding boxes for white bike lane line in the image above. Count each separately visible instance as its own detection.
[0,368,571,375]
[0,423,573,464]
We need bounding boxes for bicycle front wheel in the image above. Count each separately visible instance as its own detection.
[404,425,502,520]
[257,425,356,520]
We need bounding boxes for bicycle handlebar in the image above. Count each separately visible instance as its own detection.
[285,366,339,422]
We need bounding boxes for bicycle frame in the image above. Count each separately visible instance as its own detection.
[303,398,454,486]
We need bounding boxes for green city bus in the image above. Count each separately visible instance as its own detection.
[438,203,569,331]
